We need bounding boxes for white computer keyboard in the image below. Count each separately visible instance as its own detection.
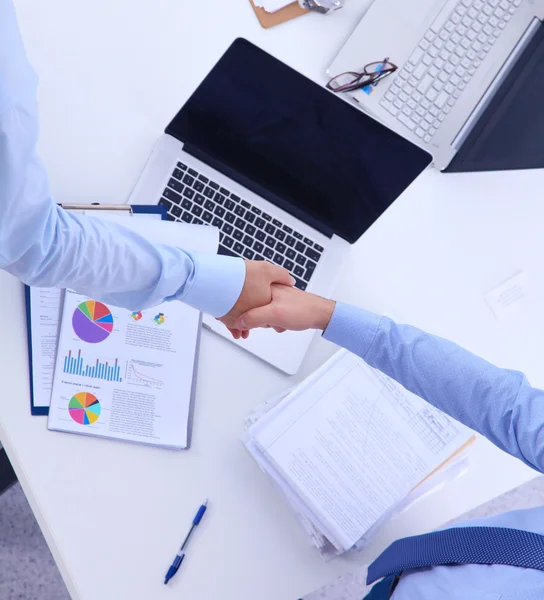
[380,0,522,143]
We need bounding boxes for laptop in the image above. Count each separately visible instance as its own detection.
[328,0,544,172]
[129,39,431,375]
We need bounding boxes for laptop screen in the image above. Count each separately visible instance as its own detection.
[166,39,431,244]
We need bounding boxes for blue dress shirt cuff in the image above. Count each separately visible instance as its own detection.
[323,301,381,359]
[180,252,246,318]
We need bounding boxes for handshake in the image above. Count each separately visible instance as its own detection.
[218,260,336,339]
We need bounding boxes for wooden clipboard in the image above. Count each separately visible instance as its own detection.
[249,0,309,29]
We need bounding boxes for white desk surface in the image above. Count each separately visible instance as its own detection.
[3,1,544,599]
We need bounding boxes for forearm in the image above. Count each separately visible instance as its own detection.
[323,302,544,473]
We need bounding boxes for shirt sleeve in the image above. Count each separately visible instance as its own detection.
[323,301,544,475]
[0,1,245,316]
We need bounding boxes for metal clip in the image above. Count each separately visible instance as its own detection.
[298,0,344,14]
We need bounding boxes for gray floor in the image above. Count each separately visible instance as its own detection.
[2,478,544,600]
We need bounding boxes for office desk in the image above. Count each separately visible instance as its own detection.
[2,1,544,598]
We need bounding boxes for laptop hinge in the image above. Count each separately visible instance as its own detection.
[181,143,335,239]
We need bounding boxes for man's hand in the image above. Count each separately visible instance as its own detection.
[219,261,295,338]
[234,284,335,333]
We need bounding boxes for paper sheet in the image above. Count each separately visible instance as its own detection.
[250,351,473,551]
[28,216,218,410]
[485,271,528,321]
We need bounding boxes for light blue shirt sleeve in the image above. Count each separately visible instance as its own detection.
[0,0,245,316]
[324,301,544,475]
[324,302,544,600]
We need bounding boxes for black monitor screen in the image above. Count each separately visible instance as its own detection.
[167,39,432,243]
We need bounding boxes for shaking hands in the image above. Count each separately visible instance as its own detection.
[219,260,335,337]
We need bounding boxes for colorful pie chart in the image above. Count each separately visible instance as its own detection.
[72,301,113,343]
[68,392,101,425]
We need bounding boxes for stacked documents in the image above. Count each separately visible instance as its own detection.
[245,350,474,558]
[253,0,294,13]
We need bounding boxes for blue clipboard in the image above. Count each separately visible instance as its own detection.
[26,204,166,415]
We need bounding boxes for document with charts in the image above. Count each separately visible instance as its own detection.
[246,350,475,554]
[48,288,200,449]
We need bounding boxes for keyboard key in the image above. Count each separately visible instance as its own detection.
[256,230,266,242]
[285,235,296,247]
[191,205,203,216]
[276,242,286,254]
[188,168,198,177]
[168,178,184,193]
[294,278,307,291]
[295,241,306,253]
[234,242,244,255]
[245,212,255,224]
[314,244,324,252]
[272,219,281,228]
[183,187,195,200]
[243,248,255,260]
[264,247,274,260]
[204,200,215,211]
[296,254,306,266]
[223,236,234,248]
[294,231,303,239]
[159,198,172,212]
[219,244,236,257]
[262,213,272,221]
[251,206,261,215]
[182,212,192,223]
[245,224,256,236]
[220,187,230,196]
[166,212,176,221]
[202,211,213,223]
[284,259,294,271]
[243,235,253,247]
[213,217,224,229]
[265,236,275,248]
[294,265,304,277]
[183,174,195,186]
[253,241,264,253]
[214,206,225,217]
[194,181,205,193]
[223,223,233,235]
[204,187,215,199]
[193,218,203,225]
[173,168,184,181]
[198,174,209,184]
[209,181,219,190]
[164,188,182,203]
[274,253,284,266]
[265,224,275,235]
[181,198,192,210]
[177,162,188,171]
[275,230,286,242]
[283,224,293,234]
[215,193,226,205]
[171,205,182,218]
[230,194,240,202]
[194,193,205,205]
[225,199,235,211]
[305,247,321,262]
[241,200,251,209]
[255,255,265,261]
[235,217,245,229]
[286,248,296,260]
[303,237,313,246]
[255,217,266,229]
[234,205,245,217]
[233,229,243,241]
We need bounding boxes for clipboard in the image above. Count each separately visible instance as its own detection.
[26,204,166,415]
[249,0,308,29]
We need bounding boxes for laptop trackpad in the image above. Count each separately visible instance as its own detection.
[446,20,544,172]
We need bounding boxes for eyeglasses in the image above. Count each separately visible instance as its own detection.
[326,58,398,94]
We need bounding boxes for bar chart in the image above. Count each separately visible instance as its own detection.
[63,349,122,383]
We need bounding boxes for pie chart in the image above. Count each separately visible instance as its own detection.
[72,300,113,343]
[68,392,101,425]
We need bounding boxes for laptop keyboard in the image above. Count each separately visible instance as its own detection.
[380,0,522,143]
[158,162,324,291]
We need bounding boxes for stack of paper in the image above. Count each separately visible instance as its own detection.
[245,350,474,558]
[253,0,294,13]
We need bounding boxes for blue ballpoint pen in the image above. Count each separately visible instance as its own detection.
[164,500,208,585]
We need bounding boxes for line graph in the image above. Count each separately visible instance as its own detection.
[125,360,164,390]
